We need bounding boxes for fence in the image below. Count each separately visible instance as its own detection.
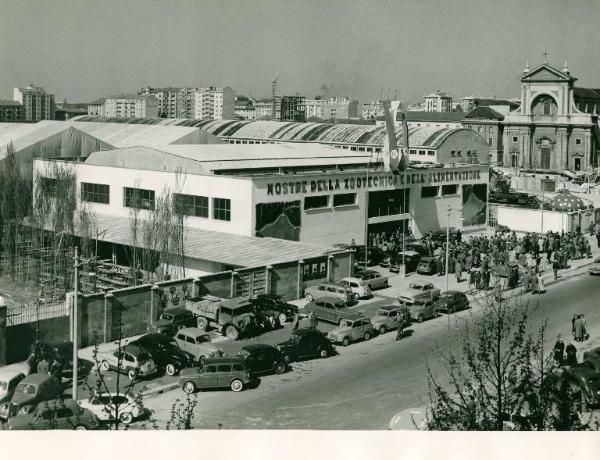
[6,301,67,326]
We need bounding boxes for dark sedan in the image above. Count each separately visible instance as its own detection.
[435,290,470,314]
[250,294,298,324]
[130,333,194,376]
[239,344,287,376]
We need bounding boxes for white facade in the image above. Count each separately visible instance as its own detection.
[139,87,180,118]
[194,86,235,120]
[102,95,159,118]
[305,99,326,119]
[424,91,453,112]
[13,85,55,121]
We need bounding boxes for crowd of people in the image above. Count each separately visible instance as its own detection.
[25,341,65,381]
[368,227,593,294]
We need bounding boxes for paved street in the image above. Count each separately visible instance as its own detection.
[131,268,600,430]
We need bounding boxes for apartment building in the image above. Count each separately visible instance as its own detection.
[13,84,55,121]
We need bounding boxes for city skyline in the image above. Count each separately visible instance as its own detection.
[1,0,600,104]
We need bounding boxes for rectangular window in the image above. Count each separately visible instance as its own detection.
[40,177,57,197]
[512,136,518,143]
[174,193,208,218]
[124,187,155,210]
[421,186,439,198]
[451,150,456,157]
[418,150,426,155]
[442,184,459,195]
[410,149,417,154]
[576,138,582,145]
[488,138,493,146]
[427,150,435,156]
[212,197,231,221]
[304,195,329,210]
[81,182,110,204]
[333,193,356,207]
[488,126,493,133]
[368,189,409,218]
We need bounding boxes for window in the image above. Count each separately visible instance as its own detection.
[477,126,482,132]
[418,150,426,155]
[488,126,493,133]
[488,138,493,146]
[233,364,244,372]
[212,197,231,221]
[421,186,439,198]
[333,193,356,207]
[451,150,456,157]
[543,100,551,115]
[304,195,329,210]
[427,151,434,156]
[174,193,208,218]
[456,150,462,156]
[512,136,518,143]
[124,187,155,210]
[81,182,109,204]
[204,365,216,373]
[368,189,409,217]
[410,149,416,154]
[40,177,58,197]
[576,138,582,145]
[217,365,231,373]
[442,184,458,195]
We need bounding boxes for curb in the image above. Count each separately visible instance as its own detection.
[140,381,179,397]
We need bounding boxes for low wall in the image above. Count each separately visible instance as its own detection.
[497,206,570,233]
[6,315,71,364]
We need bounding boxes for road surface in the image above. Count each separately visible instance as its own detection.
[134,271,600,429]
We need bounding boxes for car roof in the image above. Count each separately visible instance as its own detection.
[177,327,209,337]
[341,277,362,282]
[242,344,276,352]
[122,344,147,355]
[20,373,57,385]
[136,333,173,343]
[397,251,420,256]
[292,327,323,336]
[203,356,246,366]
[0,369,26,381]
[35,398,79,410]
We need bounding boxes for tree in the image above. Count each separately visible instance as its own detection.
[425,293,589,431]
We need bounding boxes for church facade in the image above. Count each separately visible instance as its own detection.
[502,62,600,172]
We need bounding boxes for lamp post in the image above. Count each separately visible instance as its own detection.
[445,206,451,292]
[72,247,82,401]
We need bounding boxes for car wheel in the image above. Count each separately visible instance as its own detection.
[74,425,87,431]
[417,314,424,323]
[197,317,208,330]
[274,361,286,375]
[342,337,350,347]
[283,354,292,364]
[225,325,240,340]
[305,293,313,302]
[230,379,244,392]
[119,412,134,425]
[165,364,177,376]
[364,332,371,341]
[183,381,196,394]
[278,312,287,324]
[318,348,329,358]
[128,369,137,381]
[101,360,110,372]
[379,325,386,334]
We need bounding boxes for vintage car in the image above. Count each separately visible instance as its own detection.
[339,277,372,299]
[0,370,26,405]
[99,344,158,381]
[416,257,438,275]
[152,308,197,336]
[303,296,362,325]
[7,399,100,431]
[249,294,298,324]
[238,344,287,376]
[398,281,441,304]
[304,282,353,303]
[179,357,256,393]
[276,328,335,363]
[0,373,62,422]
[370,305,411,335]
[403,299,438,323]
[78,392,144,425]
[130,333,195,376]
[326,318,375,346]
[173,327,224,363]
[389,251,421,274]
[356,270,389,290]
[434,290,470,314]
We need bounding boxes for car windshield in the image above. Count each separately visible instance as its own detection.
[440,293,452,300]
[376,310,389,317]
[15,383,37,395]
[340,319,353,327]
[160,313,173,321]
[409,283,423,290]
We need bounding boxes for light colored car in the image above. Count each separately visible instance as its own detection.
[327,318,375,346]
[357,270,389,290]
[404,299,438,323]
[370,305,411,335]
[339,277,372,299]
[100,344,158,381]
[304,282,353,303]
[78,392,144,425]
[303,296,362,325]
[0,370,26,405]
[398,281,441,304]
[174,327,223,363]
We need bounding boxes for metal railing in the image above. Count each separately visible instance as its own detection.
[6,301,67,326]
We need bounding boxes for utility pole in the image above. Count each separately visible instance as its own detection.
[72,247,80,401]
[445,204,451,292]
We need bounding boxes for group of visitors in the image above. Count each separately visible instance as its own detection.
[553,335,579,367]
[26,341,64,381]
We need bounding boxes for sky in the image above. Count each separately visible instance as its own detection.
[1,0,600,105]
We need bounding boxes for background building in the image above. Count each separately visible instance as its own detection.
[139,86,180,118]
[13,84,55,121]
[54,101,89,121]
[463,107,505,165]
[280,96,306,122]
[424,90,453,112]
[0,100,23,122]
[194,86,235,120]
[460,96,520,113]
[100,94,159,118]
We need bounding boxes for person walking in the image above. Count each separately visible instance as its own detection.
[553,335,565,366]
[309,310,318,329]
[565,343,578,367]
[37,355,50,375]
[581,314,588,341]
[50,358,63,382]
[574,315,585,341]
[552,252,559,280]
[455,260,462,283]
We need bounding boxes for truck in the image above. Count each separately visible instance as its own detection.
[185,295,257,341]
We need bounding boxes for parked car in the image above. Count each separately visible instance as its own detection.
[238,344,287,376]
[249,294,298,324]
[354,245,385,267]
[356,270,389,290]
[0,370,26,405]
[276,328,335,363]
[435,290,470,314]
[0,373,62,422]
[179,357,256,393]
[327,318,375,346]
[153,308,197,336]
[130,333,195,376]
[173,327,224,364]
[370,305,411,335]
[304,282,353,303]
[303,296,362,324]
[416,257,438,275]
[404,299,438,323]
[7,398,100,431]
[431,227,460,243]
[78,392,144,425]
[389,251,421,273]
[398,281,441,303]
[37,341,85,379]
[339,277,372,299]
[100,344,158,381]
[404,242,430,257]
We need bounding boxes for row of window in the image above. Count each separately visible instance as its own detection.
[304,193,357,210]
[77,182,232,221]
[409,149,435,156]
[450,150,478,157]
[510,135,582,145]
[421,184,459,198]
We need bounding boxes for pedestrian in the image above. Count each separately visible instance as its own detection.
[50,358,63,382]
[309,310,318,329]
[552,252,559,280]
[565,343,578,366]
[574,315,585,341]
[534,272,545,294]
[571,314,578,339]
[26,348,38,376]
[581,314,588,341]
[596,231,600,249]
[553,335,565,366]
[455,260,462,283]
[37,355,50,375]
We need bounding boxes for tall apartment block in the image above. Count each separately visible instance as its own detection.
[13,84,55,121]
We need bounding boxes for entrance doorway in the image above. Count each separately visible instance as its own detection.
[574,158,581,171]
[511,154,519,168]
[541,145,551,169]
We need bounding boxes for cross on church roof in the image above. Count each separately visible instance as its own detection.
[543,51,548,64]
